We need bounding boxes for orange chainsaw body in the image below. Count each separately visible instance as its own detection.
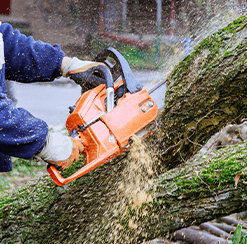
[47,80,158,186]
[47,47,159,186]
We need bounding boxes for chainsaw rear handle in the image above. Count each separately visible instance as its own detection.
[47,146,121,186]
[94,47,143,93]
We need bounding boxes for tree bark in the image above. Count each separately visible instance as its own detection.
[1,16,247,244]
[150,15,247,170]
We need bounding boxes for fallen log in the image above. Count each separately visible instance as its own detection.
[199,223,231,240]
[0,16,247,244]
[172,227,228,244]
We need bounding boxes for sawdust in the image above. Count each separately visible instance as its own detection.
[109,134,156,239]
[67,134,157,243]
[117,135,155,208]
[98,134,157,243]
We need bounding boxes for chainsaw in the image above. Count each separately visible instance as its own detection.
[47,47,167,186]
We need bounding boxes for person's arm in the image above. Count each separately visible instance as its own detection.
[1,22,65,82]
[2,22,106,87]
[0,23,63,160]
[0,94,83,169]
[0,23,99,168]
[0,93,48,159]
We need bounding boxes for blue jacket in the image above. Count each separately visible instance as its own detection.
[0,22,65,171]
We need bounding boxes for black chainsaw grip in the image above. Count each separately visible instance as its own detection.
[93,65,114,89]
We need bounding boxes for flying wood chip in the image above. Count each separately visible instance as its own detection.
[234,174,243,189]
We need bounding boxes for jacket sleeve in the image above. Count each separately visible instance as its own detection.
[0,92,48,159]
[1,23,65,82]
[0,22,65,160]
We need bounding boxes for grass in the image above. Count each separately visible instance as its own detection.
[0,157,46,194]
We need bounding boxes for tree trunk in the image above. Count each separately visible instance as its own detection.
[150,15,247,170]
[1,16,247,244]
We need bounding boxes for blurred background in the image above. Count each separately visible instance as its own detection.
[1,0,246,70]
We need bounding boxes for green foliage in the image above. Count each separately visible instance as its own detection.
[85,34,164,70]
[232,225,247,244]
[121,46,165,70]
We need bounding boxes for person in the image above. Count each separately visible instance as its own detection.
[0,22,105,172]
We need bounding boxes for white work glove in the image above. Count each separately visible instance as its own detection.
[37,132,84,171]
[63,57,106,93]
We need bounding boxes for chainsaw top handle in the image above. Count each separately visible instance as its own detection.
[93,64,114,89]
[93,47,143,94]
[92,64,114,112]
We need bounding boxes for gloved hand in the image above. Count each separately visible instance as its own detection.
[62,57,106,93]
[37,132,84,171]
